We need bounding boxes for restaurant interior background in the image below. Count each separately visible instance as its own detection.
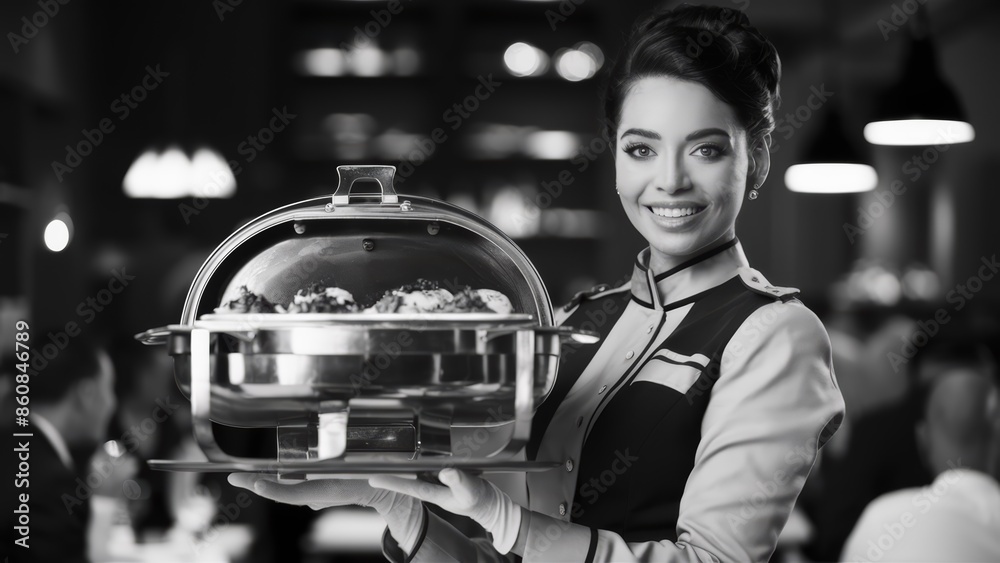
[2,0,999,561]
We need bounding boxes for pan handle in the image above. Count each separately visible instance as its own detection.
[332,165,399,206]
[134,326,177,345]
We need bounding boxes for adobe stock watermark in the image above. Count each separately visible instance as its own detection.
[843,127,960,244]
[556,272,631,362]
[178,106,296,224]
[7,0,71,54]
[62,395,181,514]
[212,0,244,21]
[192,485,255,555]
[347,330,414,396]
[686,301,787,404]
[51,65,169,182]
[27,267,137,376]
[876,0,929,42]
[727,422,839,531]
[393,74,502,185]
[402,449,638,556]
[770,83,833,154]
[504,119,616,237]
[545,0,587,30]
[887,254,1000,373]
[681,1,754,59]
[524,448,639,556]
[336,0,413,54]
[844,459,965,562]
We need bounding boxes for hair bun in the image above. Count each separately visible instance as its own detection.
[640,5,780,97]
[605,4,781,143]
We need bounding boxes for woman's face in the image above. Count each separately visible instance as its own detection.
[615,76,764,267]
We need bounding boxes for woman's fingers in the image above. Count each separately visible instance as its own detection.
[437,468,469,489]
[437,469,482,507]
[228,473,370,508]
[369,474,450,507]
[227,472,265,490]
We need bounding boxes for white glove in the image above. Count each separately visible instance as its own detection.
[370,468,522,554]
[228,473,425,554]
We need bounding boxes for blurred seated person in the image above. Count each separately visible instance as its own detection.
[804,315,933,561]
[107,336,185,535]
[841,335,1000,562]
[1,333,120,563]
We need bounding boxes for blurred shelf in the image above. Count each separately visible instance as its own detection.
[292,74,601,87]
[293,75,442,83]
[463,74,600,84]
[0,183,31,208]
[289,1,435,17]
[463,1,602,23]
[289,155,591,165]
[278,0,613,295]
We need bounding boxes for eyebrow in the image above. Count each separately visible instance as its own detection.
[619,127,731,142]
[685,128,731,141]
[620,128,660,140]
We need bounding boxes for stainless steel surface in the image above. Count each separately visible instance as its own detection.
[179,166,552,326]
[332,164,398,206]
[138,165,598,471]
[147,458,561,475]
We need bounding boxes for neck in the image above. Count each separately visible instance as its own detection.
[934,448,990,477]
[647,231,737,276]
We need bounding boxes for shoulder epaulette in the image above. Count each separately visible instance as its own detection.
[737,267,799,302]
[561,283,628,313]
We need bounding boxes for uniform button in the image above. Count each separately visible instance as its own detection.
[625,350,635,360]
[598,385,607,394]
[576,416,583,427]
[751,277,759,283]
[565,459,574,472]
[646,325,653,333]
[558,503,567,516]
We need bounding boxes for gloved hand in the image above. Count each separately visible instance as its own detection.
[370,468,522,554]
[228,473,426,554]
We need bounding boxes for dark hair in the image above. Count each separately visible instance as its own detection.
[30,331,107,405]
[603,4,781,146]
[908,333,998,422]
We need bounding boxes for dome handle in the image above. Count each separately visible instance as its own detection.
[333,165,399,206]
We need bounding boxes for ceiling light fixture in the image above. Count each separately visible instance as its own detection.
[864,7,974,146]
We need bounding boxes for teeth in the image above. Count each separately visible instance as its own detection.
[650,207,700,218]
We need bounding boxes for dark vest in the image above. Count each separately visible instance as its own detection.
[530,277,782,542]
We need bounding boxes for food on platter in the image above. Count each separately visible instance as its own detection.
[369,279,513,314]
[276,284,360,313]
[215,286,278,314]
[474,289,515,314]
[213,279,513,315]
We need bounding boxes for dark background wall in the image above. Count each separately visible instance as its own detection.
[1,0,998,339]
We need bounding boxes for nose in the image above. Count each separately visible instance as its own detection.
[654,152,690,194]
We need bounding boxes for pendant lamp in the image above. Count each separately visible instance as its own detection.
[786,105,878,194]
[864,8,974,146]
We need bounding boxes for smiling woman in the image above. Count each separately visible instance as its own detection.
[614,77,757,270]
[231,6,846,563]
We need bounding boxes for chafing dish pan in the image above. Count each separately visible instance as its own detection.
[137,165,597,476]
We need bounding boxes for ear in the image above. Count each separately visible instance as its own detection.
[915,420,929,463]
[749,134,772,189]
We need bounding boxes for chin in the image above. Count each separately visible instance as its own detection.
[646,230,707,255]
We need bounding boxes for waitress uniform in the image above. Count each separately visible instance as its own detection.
[384,239,846,562]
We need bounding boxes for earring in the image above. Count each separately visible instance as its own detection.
[616,187,620,195]
[748,184,759,200]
